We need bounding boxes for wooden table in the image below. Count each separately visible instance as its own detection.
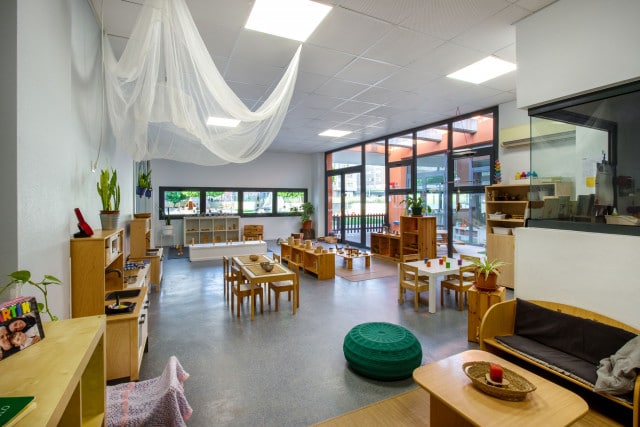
[233,254,272,265]
[413,349,589,427]
[235,261,297,320]
[402,257,473,313]
[336,249,371,270]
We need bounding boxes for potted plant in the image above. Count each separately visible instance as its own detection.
[97,167,120,229]
[137,169,152,198]
[161,206,173,237]
[0,270,63,321]
[403,196,431,216]
[300,202,314,230]
[470,258,507,290]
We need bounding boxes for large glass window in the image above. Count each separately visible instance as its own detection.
[277,191,305,214]
[529,80,640,236]
[242,191,273,215]
[327,146,362,170]
[206,191,238,215]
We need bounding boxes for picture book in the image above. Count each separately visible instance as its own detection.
[0,396,36,426]
[0,297,45,362]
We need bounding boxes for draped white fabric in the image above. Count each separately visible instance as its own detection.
[103,0,300,165]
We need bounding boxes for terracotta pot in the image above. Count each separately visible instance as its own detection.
[475,271,498,291]
[302,220,312,230]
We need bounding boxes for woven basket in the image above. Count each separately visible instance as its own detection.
[462,361,536,401]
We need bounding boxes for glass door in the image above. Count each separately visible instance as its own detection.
[327,171,363,245]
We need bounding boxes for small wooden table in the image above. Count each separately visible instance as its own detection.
[413,350,588,427]
[235,261,297,320]
[336,249,371,270]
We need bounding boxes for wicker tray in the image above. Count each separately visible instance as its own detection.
[462,361,536,401]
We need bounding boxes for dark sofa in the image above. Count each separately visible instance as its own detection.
[479,298,640,427]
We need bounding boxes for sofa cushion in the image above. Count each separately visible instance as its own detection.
[496,334,598,385]
[514,299,637,365]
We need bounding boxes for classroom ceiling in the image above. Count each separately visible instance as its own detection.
[92,0,556,155]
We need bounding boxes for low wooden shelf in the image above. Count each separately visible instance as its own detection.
[280,243,335,280]
[370,232,401,261]
[0,316,106,426]
[467,285,506,342]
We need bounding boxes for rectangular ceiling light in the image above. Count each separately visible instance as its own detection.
[245,0,332,42]
[319,129,351,137]
[447,56,516,84]
[206,117,241,128]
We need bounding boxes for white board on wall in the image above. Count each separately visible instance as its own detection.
[515,227,640,329]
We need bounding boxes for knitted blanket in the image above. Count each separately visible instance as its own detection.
[106,356,193,427]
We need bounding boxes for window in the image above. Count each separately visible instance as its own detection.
[159,187,307,219]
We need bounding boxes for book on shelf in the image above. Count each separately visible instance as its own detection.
[0,297,45,362]
[0,396,36,426]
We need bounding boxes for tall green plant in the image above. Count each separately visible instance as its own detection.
[97,168,120,212]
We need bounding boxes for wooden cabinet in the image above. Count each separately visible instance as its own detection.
[467,286,505,342]
[280,243,335,280]
[130,217,164,290]
[71,228,150,382]
[0,315,106,426]
[184,216,240,244]
[485,182,572,287]
[370,232,401,261]
[400,216,436,260]
[71,229,125,318]
[106,286,149,381]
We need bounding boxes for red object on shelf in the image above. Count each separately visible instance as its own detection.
[489,363,504,383]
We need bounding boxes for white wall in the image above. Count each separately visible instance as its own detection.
[13,0,133,319]
[513,0,640,327]
[515,228,640,329]
[516,0,640,108]
[150,152,317,243]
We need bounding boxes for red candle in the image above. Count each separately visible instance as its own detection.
[489,363,504,383]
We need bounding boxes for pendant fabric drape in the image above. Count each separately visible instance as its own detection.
[103,0,300,166]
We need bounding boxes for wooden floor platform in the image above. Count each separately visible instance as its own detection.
[313,388,626,426]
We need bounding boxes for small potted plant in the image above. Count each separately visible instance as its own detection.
[0,270,63,321]
[471,258,507,290]
[137,169,152,198]
[402,196,431,216]
[97,167,120,229]
[300,202,314,230]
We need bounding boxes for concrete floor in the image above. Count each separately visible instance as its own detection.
[138,249,488,426]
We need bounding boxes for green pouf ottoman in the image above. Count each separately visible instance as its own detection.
[343,322,422,381]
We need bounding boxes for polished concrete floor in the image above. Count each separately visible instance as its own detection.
[138,248,492,426]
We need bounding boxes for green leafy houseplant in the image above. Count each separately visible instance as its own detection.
[471,258,507,280]
[0,271,63,321]
[402,196,431,215]
[97,167,120,212]
[137,169,152,198]
[300,202,314,223]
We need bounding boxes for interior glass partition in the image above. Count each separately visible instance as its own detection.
[528,80,640,235]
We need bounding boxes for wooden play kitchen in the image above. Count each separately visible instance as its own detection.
[280,239,335,280]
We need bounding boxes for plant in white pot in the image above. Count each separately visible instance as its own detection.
[97,167,120,229]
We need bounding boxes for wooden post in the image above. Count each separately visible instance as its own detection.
[467,286,506,342]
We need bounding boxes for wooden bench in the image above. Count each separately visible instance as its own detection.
[480,299,640,427]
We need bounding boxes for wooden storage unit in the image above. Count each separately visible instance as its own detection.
[467,285,506,342]
[0,315,106,426]
[485,182,572,288]
[71,229,125,318]
[106,286,149,381]
[243,224,264,240]
[130,217,164,290]
[400,215,436,260]
[280,243,335,280]
[370,232,401,261]
[184,216,240,244]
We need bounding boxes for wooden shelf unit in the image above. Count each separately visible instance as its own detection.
[184,216,240,244]
[485,182,573,288]
[130,217,164,290]
[400,216,436,260]
[0,315,106,426]
[71,229,125,318]
[280,243,336,280]
[370,232,401,261]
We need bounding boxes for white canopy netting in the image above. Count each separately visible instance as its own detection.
[103,0,300,166]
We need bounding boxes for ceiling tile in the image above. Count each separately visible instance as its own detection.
[313,78,369,98]
[363,27,445,67]
[335,58,400,85]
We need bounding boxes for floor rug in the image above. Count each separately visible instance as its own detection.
[336,257,398,282]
